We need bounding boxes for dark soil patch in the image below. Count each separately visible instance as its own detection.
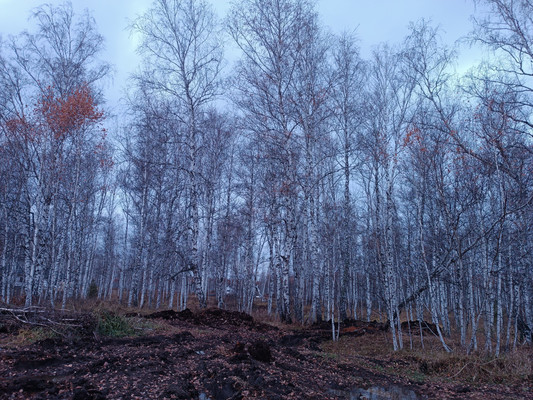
[144,307,195,322]
[247,340,273,362]
[13,356,64,370]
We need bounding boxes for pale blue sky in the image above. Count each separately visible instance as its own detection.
[0,0,486,109]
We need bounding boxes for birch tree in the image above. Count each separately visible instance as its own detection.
[331,32,366,321]
[0,3,110,307]
[363,44,415,350]
[228,0,318,322]
[132,0,223,308]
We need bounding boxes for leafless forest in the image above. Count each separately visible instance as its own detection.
[1,0,532,355]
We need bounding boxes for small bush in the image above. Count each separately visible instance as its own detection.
[87,280,99,299]
[97,311,136,337]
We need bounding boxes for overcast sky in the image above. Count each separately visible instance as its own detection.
[0,0,487,110]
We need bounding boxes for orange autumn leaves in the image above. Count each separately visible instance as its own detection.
[38,84,104,140]
[7,83,104,142]
[5,83,113,172]
[403,125,425,151]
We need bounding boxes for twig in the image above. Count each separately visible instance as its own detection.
[451,362,473,378]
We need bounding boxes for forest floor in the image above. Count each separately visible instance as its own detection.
[0,303,532,399]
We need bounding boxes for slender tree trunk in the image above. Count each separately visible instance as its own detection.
[62,211,74,310]
[1,208,8,302]
[340,136,351,321]
[418,194,451,352]
[467,252,478,353]
[495,253,503,356]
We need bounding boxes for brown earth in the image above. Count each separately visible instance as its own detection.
[0,307,531,399]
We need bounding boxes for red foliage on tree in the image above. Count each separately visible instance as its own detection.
[4,83,112,174]
[6,83,104,144]
[38,84,104,140]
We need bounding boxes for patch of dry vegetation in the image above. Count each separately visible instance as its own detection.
[322,325,533,387]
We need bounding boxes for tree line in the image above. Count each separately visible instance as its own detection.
[1,0,532,354]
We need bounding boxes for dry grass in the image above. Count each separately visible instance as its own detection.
[321,326,533,386]
[412,349,533,384]
[0,326,56,348]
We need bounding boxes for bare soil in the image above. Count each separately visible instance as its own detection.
[0,307,531,399]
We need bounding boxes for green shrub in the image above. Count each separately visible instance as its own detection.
[97,311,136,337]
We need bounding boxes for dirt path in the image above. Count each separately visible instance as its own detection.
[0,308,530,399]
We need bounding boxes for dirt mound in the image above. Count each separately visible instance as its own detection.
[229,339,273,365]
[145,308,194,321]
[145,307,275,332]
[197,308,254,327]
[341,320,388,336]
